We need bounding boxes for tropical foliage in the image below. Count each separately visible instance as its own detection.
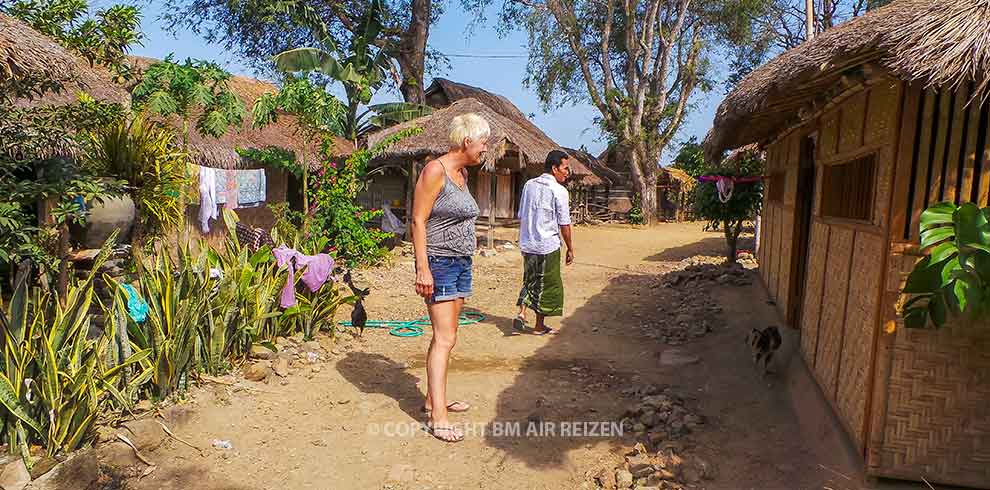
[130,55,245,145]
[901,202,990,329]
[2,0,143,81]
[85,116,189,252]
[270,0,433,142]
[690,149,764,263]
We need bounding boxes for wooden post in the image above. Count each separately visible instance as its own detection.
[405,158,419,241]
[805,0,815,40]
[488,169,496,249]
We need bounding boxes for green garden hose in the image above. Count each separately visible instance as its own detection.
[338,312,485,337]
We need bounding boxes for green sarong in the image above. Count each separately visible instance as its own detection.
[517,248,564,317]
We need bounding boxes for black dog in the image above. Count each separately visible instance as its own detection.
[746,326,782,375]
[342,270,370,336]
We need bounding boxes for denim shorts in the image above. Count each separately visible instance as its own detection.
[426,255,473,303]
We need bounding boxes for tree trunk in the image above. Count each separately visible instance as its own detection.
[56,221,70,304]
[398,0,431,104]
[626,144,659,224]
[405,159,420,240]
[723,219,739,263]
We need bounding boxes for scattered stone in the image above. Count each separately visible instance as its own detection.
[290,333,305,344]
[615,469,634,488]
[659,349,700,367]
[272,358,290,377]
[311,366,322,374]
[249,344,277,360]
[0,458,30,490]
[302,341,322,352]
[135,399,153,412]
[243,361,272,382]
[479,249,497,257]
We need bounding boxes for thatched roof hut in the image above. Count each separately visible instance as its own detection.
[704,0,990,162]
[367,97,557,169]
[425,78,557,145]
[127,56,353,170]
[561,147,604,188]
[1,13,128,107]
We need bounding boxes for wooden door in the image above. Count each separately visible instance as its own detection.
[496,174,513,218]
[477,172,492,217]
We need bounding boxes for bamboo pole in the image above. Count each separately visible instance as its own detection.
[488,170,496,249]
[805,0,815,40]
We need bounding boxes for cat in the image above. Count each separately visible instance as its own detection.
[746,326,782,375]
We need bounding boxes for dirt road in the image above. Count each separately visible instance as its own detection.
[129,223,876,490]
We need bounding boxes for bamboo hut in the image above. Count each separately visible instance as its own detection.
[126,56,353,237]
[705,0,990,486]
[367,97,559,247]
[1,13,128,109]
[595,147,695,221]
[560,147,608,223]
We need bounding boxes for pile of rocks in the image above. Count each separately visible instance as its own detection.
[582,387,715,490]
[243,334,329,382]
[659,260,752,289]
[641,289,722,345]
[618,387,705,443]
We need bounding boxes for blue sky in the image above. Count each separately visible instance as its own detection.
[128,1,720,165]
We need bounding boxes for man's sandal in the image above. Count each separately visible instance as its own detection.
[512,316,527,332]
[533,327,557,336]
[422,401,471,413]
[428,424,464,443]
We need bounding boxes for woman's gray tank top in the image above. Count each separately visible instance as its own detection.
[426,164,480,257]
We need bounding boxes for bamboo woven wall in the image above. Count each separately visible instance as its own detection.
[867,83,990,488]
[792,80,901,454]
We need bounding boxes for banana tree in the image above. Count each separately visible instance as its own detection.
[271,0,431,143]
[901,202,990,328]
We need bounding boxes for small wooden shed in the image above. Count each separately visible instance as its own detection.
[561,147,607,223]
[705,0,990,487]
[595,147,695,221]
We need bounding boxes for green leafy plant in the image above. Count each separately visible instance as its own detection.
[130,55,245,147]
[628,198,645,225]
[118,246,211,399]
[901,202,990,328]
[3,0,143,81]
[270,0,432,142]
[85,115,189,254]
[690,150,764,263]
[307,133,414,267]
[0,235,149,460]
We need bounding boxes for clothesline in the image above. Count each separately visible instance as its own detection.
[695,175,766,203]
[195,164,268,233]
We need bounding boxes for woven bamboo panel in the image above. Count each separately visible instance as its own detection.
[839,92,868,153]
[865,81,900,146]
[820,111,839,160]
[813,227,855,398]
[928,89,953,207]
[836,233,884,451]
[800,222,830,366]
[772,205,785,306]
[763,205,775,295]
[877,323,990,487]
[777,208,795,319]
[784,135,799,208]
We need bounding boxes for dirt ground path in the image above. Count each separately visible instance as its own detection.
[129,223,879,490]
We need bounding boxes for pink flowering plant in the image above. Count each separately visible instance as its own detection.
[307,129,420,267]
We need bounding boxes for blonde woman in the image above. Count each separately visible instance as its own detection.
[411,113,488,443]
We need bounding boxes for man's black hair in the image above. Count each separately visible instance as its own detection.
[544,149,570,173]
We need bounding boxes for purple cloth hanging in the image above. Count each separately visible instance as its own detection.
[273,245,335,308]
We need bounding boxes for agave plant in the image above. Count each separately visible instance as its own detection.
[0,234,150,460]
[902,202,990,328]
[118,244,212,399]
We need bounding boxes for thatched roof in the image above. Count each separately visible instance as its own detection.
[1,13,128,107]
[424,78,561,161]
[127,56,353,170]
[663,167,694,189]
[366,98,558,169]
[705,0,990,162]
[561,147,605,188]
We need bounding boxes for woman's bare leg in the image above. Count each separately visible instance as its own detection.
[425,299,461,440]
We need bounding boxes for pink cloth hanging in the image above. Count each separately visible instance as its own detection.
[273,246,335,308]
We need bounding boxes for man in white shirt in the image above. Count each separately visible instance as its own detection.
[513,150,574,335]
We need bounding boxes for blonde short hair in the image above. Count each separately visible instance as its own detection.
[449,113,491,147]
